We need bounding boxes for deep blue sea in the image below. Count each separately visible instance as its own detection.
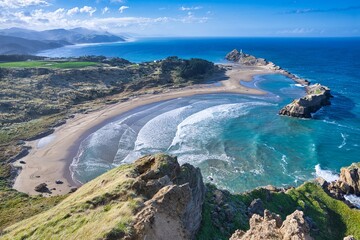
[40,38,360,194]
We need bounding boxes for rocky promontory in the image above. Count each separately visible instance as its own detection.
[279,83,332,118]
[226,49,280,70]
[225,49,310,86]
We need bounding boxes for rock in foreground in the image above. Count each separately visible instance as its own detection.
[279,84,332,118]
[230,210,313,240]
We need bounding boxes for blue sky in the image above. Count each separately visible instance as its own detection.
[0,0,359,37]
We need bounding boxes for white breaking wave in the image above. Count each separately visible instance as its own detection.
[315,164,339,182]
[169,102,274,154]
[338,133,348,149]
[344,194,360,209]
[134,106,192,151]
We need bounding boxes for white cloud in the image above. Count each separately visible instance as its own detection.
[80,6,96,16]
[0,7,209,33]
[102,7,110,14]
[119,6,129,13]
[0,0,50,9]
[67,7,79,16]
[180,6,202,11]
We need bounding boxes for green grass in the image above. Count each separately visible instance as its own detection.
[0,61,99,69]
[0,187,66,232]
[1,164,141,240]
[197,182,360,240]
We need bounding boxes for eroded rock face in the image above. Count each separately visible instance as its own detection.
[323,163,360,201]
[131,154,205,240]
[279,84,332,118]
[230,210,313,240]
[339,163,360,196]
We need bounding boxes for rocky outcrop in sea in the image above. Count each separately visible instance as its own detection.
[279,83,332,118]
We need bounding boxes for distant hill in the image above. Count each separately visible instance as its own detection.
[0,36,64,55]
[0,28,126,55]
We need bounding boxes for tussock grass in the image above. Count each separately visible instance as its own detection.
[1,164,141,240]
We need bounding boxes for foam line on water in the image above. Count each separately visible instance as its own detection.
[314,164,339,182]
[338,133,348,149]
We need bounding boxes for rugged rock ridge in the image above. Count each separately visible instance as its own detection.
[279,83,332,118]
[318,162,360,201]
[230,210,313,240]
[131,155,205,240]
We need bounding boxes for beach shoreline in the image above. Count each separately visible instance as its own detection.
[12,64,281,196]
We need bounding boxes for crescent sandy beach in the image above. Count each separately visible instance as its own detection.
[12,64,276,196]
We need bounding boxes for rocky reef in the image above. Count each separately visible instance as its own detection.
[230,210,313,240]
[279,83,332,118]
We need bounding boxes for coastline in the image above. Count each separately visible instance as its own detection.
[12,64,283,196]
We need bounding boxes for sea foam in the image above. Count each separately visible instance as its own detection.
[315,164,339,182]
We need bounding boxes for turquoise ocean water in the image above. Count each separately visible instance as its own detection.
[39,38,360,193]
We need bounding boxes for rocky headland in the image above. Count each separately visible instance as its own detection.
[225,49,332,119]
[225,49,310,86]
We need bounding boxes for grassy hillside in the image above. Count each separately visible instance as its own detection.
[1,164,139,239]
[197,182,360,240]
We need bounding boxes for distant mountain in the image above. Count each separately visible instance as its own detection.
[0,28,126,55]
[0,35,64,55]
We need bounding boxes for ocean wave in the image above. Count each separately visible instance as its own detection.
[315,164,339,182]
[134,106,192,151]
[169,101,274,152]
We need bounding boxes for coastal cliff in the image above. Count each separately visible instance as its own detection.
[2,154,360,240]
[279,83,332,118]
